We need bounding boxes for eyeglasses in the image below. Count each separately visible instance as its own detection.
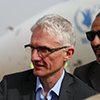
[86,30,100,41]
[24,44,69,57]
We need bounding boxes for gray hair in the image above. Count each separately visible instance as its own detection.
[31,14,76,46]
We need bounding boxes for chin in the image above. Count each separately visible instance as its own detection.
[96,56,100,64]
[33,70,46,77]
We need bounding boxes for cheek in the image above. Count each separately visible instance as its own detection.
[48,53,64,68]
[55,55,64,65]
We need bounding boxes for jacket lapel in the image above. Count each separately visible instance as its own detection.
[21,71,37,100]
[59,72,73,100]
[89,62,100,92]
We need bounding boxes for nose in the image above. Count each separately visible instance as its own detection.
[31,49,41,61]
[92,35,100,46]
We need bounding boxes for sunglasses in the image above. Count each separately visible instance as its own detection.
[86,30,100,41]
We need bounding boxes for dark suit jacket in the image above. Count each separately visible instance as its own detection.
[74,60,100,92]
[0,69,96,100]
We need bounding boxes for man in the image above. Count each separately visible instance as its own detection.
[74,12,100,92]
[0,14,96,100]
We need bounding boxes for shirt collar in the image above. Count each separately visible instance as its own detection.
[36,70,65,96]
[51,70,65,96]
[36,77,43,92]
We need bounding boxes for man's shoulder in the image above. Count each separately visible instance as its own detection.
[0,69,37,97]
[5,69,33,77]
[1,69,34,83]
[64,71,91,88]
[75,60,96,71]
[73,60,97,84]
[63,72,97,98]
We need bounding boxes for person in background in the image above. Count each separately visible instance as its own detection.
[74,12,100,92]
[0,14,97,100]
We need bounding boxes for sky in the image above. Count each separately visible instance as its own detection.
[0,0,65,35]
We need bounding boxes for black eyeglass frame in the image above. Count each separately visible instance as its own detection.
[86,30,100,41]
[24,44,70,57]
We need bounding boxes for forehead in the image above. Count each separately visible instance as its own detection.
[31,26,60,46]
[92,17,100,31]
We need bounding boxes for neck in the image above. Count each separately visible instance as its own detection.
[40,69,64,96]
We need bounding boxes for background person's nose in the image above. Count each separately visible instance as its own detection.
[92,35,100,46]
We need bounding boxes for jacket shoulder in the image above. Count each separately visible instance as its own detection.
[74,60,96,74]
[5,69,33,79]
[60,72,97,99]
[1,69,34,87]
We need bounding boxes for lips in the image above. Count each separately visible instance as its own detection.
[92,45,100,54]
[92,45,100,60]
[34,63,44,67]
[33,61,47,68]
[96,53,100,57]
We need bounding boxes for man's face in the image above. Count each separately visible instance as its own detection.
[91,16,100,63]
[30,26,68,78]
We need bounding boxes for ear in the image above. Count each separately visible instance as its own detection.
[63,47,75,61]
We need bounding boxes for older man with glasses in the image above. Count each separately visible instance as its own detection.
[0,14,97,100]
[74,12,100,92]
